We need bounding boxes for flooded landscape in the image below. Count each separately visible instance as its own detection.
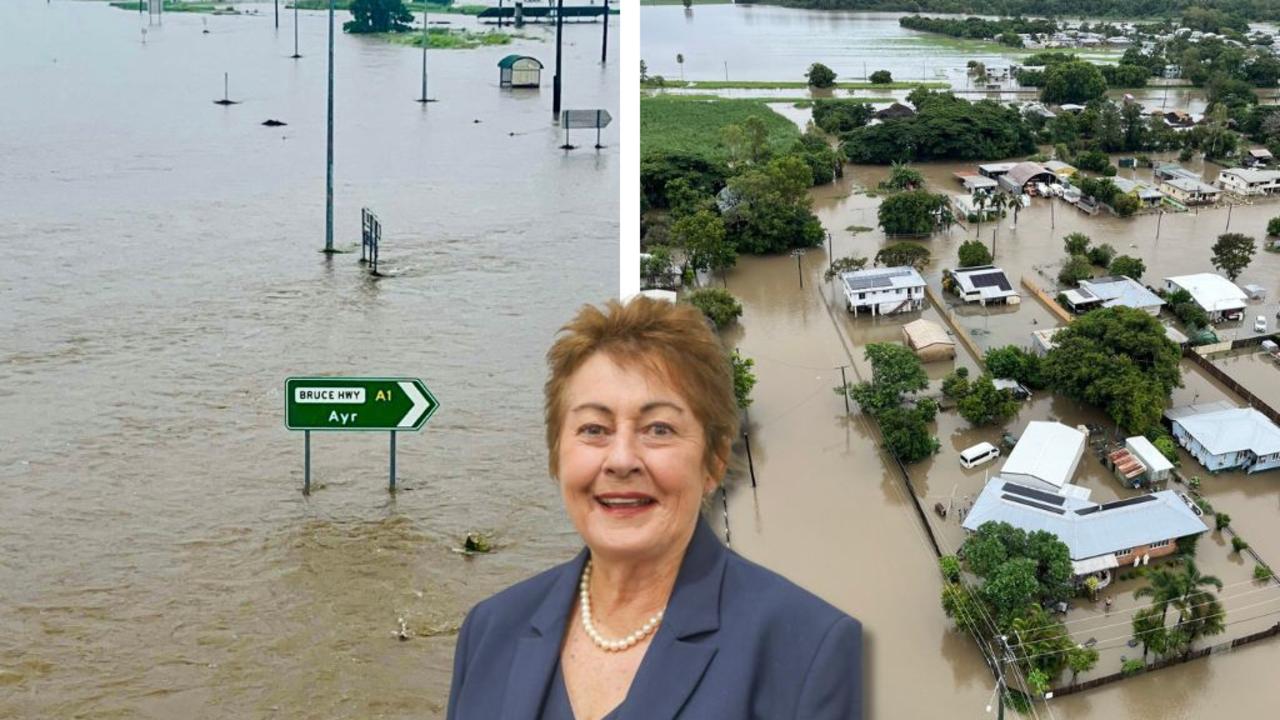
[648,2,1280,718]
[0,1,616,717]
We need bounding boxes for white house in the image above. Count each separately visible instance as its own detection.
[1031,327,1065,357]
[999,421,1088,492]
[1165,404,1280,474]
[839,266,926,317]
[1217,167,1280,196]
[946,265,1020,306]
[1159,177,1220,205]
[1072,276,1166,315]
[1163,273,1248,322]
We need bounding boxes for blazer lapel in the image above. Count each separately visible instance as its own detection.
[500,548,588,720]
[618,518,728,720]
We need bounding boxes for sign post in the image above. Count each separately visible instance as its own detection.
[360,208,381,274]
[560,109,612,150]
[286,377,440,493]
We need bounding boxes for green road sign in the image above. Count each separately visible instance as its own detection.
[285,377,439,431]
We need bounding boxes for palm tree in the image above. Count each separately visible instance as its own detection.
[1133,566,1182,624]
[1179,588,1226,657]
[1131,606,1165,661]
[1172,559,1224,627]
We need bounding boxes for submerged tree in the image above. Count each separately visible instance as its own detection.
[1211,232,1257,281]
[344,0,413,34]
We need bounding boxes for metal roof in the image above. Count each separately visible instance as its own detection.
[902,319,952,348]
[1005,161,1055,188]
[1161,177,1220,194]
[1078,276,1165,311]
[497,54,543,69]
[1126,435,1174,474]
[1164,273,1247,313]
[1219,167,1280,184]
[1172,407,1280,456]
[963,480,1208,561]
[951,265,1014,295]
[840,266,925,292]
[1000,421,1086,489]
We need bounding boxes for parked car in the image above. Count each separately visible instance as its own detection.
[1256,315,1268,333]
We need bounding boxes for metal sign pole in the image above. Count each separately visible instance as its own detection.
[292,0,300,59]
[324,0,335,254]
[552,0,564,120]
[304,430,311,495]
[601,0,608,64]
[389,431,396,492]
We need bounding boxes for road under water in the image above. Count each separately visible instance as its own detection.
[0,2,617,717]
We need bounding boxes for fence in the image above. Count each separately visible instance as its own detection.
[1183,345,1280,426]
[1020,275,1075,325]
[1050,622,1280,697]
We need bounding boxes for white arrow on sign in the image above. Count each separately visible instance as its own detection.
[562,109,612,130]
[398,381,431,428]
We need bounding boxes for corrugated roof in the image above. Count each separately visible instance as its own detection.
[1126,435,1174,473]
[841,266,925,292]
[902,319,952,349]
[1173,407,1280,456]
[497,54,543,69]
[1000,421,1086,489]
[1079,276,1165,311]
[1005,161,1055,187]
[1165,273,1247,313]
[963,480,1208,561]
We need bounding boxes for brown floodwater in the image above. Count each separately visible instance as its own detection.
[706,146,1280,715]
[0,2,616,718]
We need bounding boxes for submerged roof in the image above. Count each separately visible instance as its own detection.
[902,319,953,348]
[1078,276,1165,311]
[1172,407,1280,456]
[1005,161,1055,187]
[951,265,1015,296]
[963,480,1208,561]
[1165,273,1247,312]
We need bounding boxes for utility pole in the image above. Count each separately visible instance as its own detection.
[837,365,850,415]
[792,248,806,288]
[291,0,301,58]
[601,0,609,64]
[552,0,565,120]
[324,0,335,254]
[826,229,833,273]
[1225,202,1233,231]
[417,9,434,103]
[275,0,279,30]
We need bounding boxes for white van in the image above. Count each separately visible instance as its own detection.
[960,442,1001,469]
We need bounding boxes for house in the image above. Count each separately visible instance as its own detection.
[1031,327,1064,357]
[1217,167,1280,196]
[946,265,1020,305]
[997,162,1057,194]
[874,102,916,121]
[839,266,926,317]
[497,55,543,88]
[1165,405,1280,474]
[901,319,955,362]
[1246,147,1274,167]
[956,173,999,196]
[1067,276,1166,315]
[1043,160,1077,180]
[1163,273,1248,322]
[1109,176,1164,207]
[1107,436,1175,488]
[998,421,1087,492]
[1154,163,1201,182]
[978,162,1018,179]
[962,479,1208,586]
[1158,176,1221,205]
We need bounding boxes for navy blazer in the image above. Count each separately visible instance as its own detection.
[447,517,862,719]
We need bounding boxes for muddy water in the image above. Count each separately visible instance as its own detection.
[0,2,616,718]
[1209,347,1280,409]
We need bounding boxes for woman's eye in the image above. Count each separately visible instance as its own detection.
[579,423,607,436]
[648,423,675,436]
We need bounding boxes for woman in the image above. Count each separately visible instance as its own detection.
[447,297,862,719]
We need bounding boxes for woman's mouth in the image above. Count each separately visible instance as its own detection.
[595,493,657,517]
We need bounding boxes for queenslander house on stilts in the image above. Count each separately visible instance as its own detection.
[839,266,926,317]
[1165,402,1280,474]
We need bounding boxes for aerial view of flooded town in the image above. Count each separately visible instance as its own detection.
[1,0,617,717]
[642,1,1280,717]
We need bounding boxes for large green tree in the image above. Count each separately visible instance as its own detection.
[877,190,952,235]
[956,374,1018,427]
[1210,232,1256,281]
[1042,61,1108,104]
[806,62,837,88]
[1042,306,1181,434]
[1109,254,1146,281]
[344,0,413,33]
[874,242,930,270]
[958,239,993,268]
[723,156,824,254]
[848,342,929,414]
[672,209,735,279]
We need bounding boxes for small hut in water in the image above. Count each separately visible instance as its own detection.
[498,55,543,88]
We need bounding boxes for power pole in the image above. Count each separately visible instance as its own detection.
[275,0,279,30]
[552,0,565,120]
[417,9,433,103]
[291,0,301,58]
[324,0,335,253]
[837,365,850,415]
[601,0,609,64]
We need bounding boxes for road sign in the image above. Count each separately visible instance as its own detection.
[285,377,438,431]
[561,109,612,129]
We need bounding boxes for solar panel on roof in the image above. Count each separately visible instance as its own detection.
[1002,482,1066,506]
[1096,495,1159,512]
[969,272,1013,292]
[1002,494,1066,515]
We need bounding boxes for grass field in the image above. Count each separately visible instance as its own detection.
[109,1,226,12]
[641,96,801,163]
[290,1,488,13]
[386,27,527,49]
[647,79,949,91]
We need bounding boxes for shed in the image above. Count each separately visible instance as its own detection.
[1126,435,1174,484]
[498,54,543,88]
[901,319,955,362]
[999,421,1087,491]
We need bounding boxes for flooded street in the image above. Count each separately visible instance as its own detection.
[0,1,617,717]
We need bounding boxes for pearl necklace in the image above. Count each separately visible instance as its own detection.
[578,559,665,652]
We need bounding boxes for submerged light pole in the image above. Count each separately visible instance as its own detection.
[417,9,434,103]
[601,0,609,64]
[552,0,564,120]
[291,0,301,58]
[325,0,335,253]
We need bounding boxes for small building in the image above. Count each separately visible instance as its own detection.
[977,162,1018,179]
[901,319,956,362]
[962,479,1208,587]
[956,173,999,195]
[1031,327,1064,357]
[999,421,1088,492]
[1154,163,1200,182]
[997,162,1057,194]
[1072,276,1165,315]
[1165,405,1280,474]
[1109,176,1164,207]
[1108,436,1175,488]
[498,54,543,88]
[1217,167,1280,196]
[1043,160,1077,180]
[839,266,926,317]
[874,102,916,121]
[1246,147,1274,167]
[1243,283,1267,301]
[1163,273,1248,322]
[946,265,1020,306]
[1158,176,1220,205]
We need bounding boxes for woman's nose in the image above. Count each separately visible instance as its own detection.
[604,427,642,478]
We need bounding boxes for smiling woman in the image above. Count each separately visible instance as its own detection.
[447,296,864,720]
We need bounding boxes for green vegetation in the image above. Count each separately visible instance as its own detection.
[898,15,1053,43]
[957,239,992,268]
[1109,255,1146,281]
[812,99,874,134]
[940,555,962,583]
[1058,255,1094,286]
[769,1,1274,23]
[292,0,488,12]
[1268,216,1280,237]
[109,1,225,12]
[842,88,1035,163]
[1042,306,1182,435]
[824,255,868,281]
[955,374,1019,427]
[722,156,825,253]
[874,242,930,270]
[1042,61,1108,104]
[806,62,837,89]
[641,97,800,165]
[344,0,414,33]
[1167,288,1210,329]
[1256,564,1274,581]
[877,190,953,236]
[1210,232,1256,281]
[985,345,1044,389]
[387,28,520,49]
[1215,512,1231,531]
[731,350,757,409]
[685,288,743,330]
[1232,536,1250,553]
[838,343,939,462]
[644,80,948,90]
[1131,560,1226,661]
[868,70,893,84]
